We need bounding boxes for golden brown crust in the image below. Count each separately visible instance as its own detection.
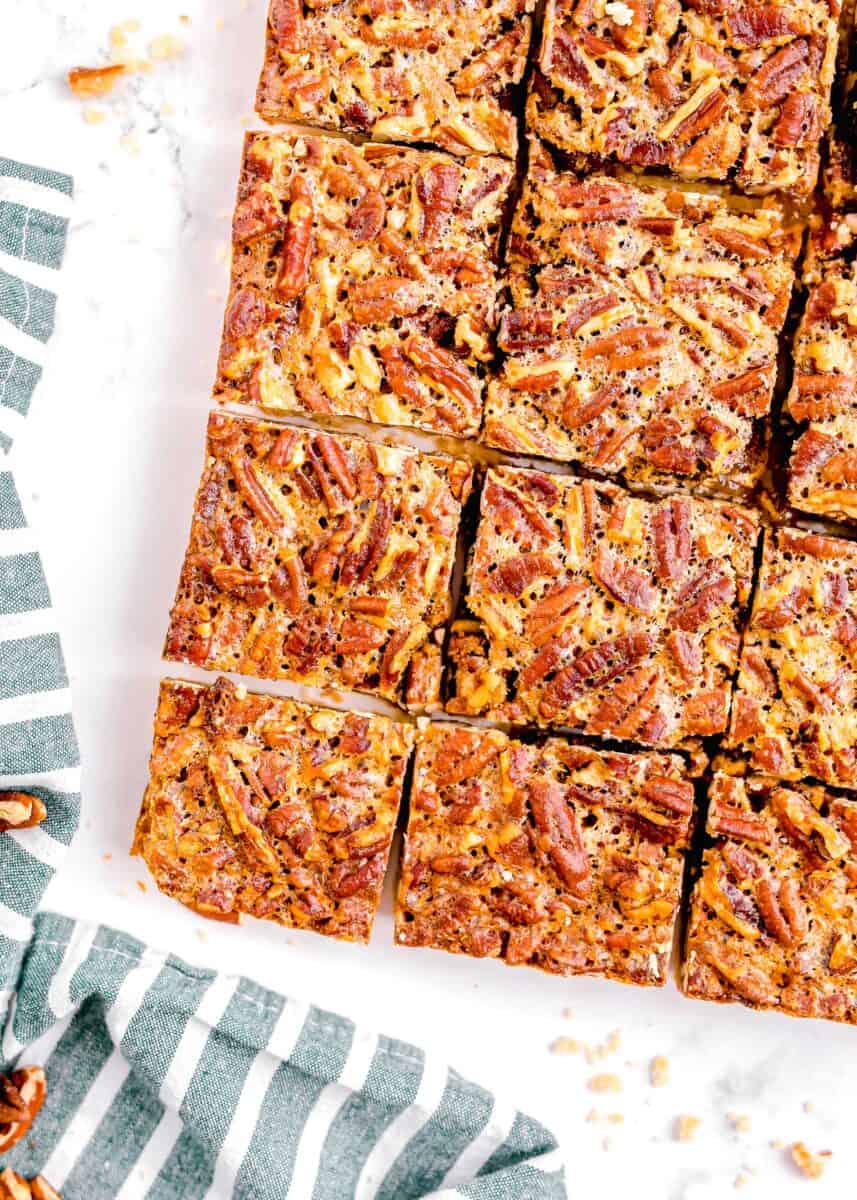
[785,259,857,523]
[215,131,512,438]
[527,0,839,198]
[482,146,800,489]
[134,677,414,941]
[682,767,857,1022]
[726,527,857,790]
[397,724,694,983]
[164,413,472,707]
[256,0,534,159]
[446,465,759,746]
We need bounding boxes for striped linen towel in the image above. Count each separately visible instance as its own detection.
[0,155,81,1021]
[0,157,566,1198]
[2,914,565,1199]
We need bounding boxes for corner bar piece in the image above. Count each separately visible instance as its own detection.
[482,146,799,492]
[164,412,472,710]
[397,724,694,983]
[683,766,857,1023]
[447,465,759,747]
[216,131,513,439]
[726,527,857,790]
[134,677,414,940]
[527,0,839,198]
[256,0,534,159]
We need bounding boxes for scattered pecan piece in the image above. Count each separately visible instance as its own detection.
[0,1068,47,1155]
[0,791,47,833]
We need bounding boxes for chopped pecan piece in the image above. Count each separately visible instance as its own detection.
[0,791,48,833]
[0,1068,47,1154]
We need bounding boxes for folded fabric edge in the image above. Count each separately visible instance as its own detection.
[0,911,566,1200]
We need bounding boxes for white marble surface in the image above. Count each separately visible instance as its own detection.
[2,3,854,1196]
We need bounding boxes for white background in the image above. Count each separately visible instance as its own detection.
[2,2,854,1195]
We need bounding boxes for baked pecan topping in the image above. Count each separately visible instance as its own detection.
[726,528,857,791]
[397,725,693,985]
[451,465,757,747]
[216,131,511,438]
[135,678,413,942]
[482,146,797,488]
[165,413,471,707]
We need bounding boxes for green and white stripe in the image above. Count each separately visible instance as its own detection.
[0,157,80,1026]
[0,156,565,1197]
[2,916,565,1199]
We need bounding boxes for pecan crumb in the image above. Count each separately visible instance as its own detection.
[606,1112,624,1124]
[136,880,147,893]
[550,1036,581,1055]
[588,1074,622,1094]
[728,1112,751,1134]
[67,64,126,97]
[674,1115,701,1142]
[789,1142,829,1180]
[149,34,186,60]
[82,107,107,125]
[649,1055,670,1088]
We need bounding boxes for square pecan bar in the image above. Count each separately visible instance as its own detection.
[396,724,694,982]
[164,412,472,709]
[726,527,857,790]
[447,466,759,746]
[215,131,512,439]
[527,0,839,197]
[682,766,857,1022]
[481,148,799,491]
[134,677,413,940]
[256,0,534,159]
[785,259,857,524]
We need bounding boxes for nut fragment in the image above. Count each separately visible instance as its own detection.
[588,1074,622,1093]
[67,64,127,96]
[649,1055,669,1087]
[0,1172,62,1200]
[789,1141,828,1180]
[674,1114,701,1142]
[0,791,47,832]
[0,1067,47,1155]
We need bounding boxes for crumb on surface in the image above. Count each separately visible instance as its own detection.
[562,1007,575,1019]
[68,64,127,97]
[119,131,141,155]
[588,1074,622,1094]
[728,1112,752,1134]
[649,1056,669,1088]
[550,1037,580,1056]
[82,107,107,124]
[790,1142,828,1180]
[149,34,186,60]
[585,1109,600,1123]
[607,1112,624,1124]
[136,879,147,893]
[674,1115,701,1142]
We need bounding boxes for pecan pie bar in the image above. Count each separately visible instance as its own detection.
[396,724,694,983]
[682,767,857,1023]
[133,677,414,939]
[256,0,534,159]
[726,527,857,790]
[527,0,839,197]
[164,413,472,709]
[482,147,799,491]
[785,260,857,523]
[447,465,759,746]
[215,131,512,439]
